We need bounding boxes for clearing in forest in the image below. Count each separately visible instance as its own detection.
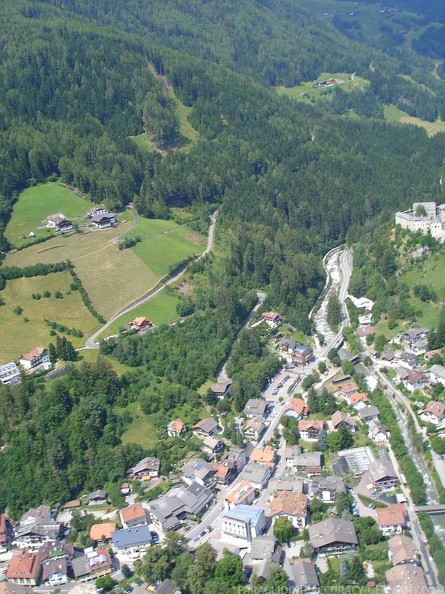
[5,183,89,248]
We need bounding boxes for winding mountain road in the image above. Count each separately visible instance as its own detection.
[83,210,219,349]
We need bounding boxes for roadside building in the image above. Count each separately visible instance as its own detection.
[388,535,419,566]
[6,550,41,586]
[220,505,266,546]
[224,480,256,510]
[0,362,21,385]
[376,505,408,535]
[267,492,308,529]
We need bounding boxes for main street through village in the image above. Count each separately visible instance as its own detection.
[185,246,354,546]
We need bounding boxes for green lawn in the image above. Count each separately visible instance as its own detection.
[5,183,89,247]
[384,104,445,136]
[100,291,179,339]
[119,402,158,450]
[168,89,199,147]
[0,272,99,362]
[125,216,205,275]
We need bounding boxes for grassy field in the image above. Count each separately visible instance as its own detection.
[5,213,204,320]
[0,272,99,362]
[277,72,368,102]
[76,349,135,376]
[100,291,179,339]
[119,402,158,449]
[5,183,90,248]
[168,89,199,147]
[384,104,445,136]
[125,216,205,276]
[399,252,445,329]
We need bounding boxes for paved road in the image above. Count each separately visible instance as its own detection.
[83,210,219,349]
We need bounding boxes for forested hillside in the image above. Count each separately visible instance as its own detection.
[0,0,445,511]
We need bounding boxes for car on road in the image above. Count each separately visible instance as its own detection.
[151,531,159,544]
[368,503,376,509]
[272,389,279,395]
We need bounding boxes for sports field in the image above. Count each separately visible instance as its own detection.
[0,272,99,362]
[5,183,89,247]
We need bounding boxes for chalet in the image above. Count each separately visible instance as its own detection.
[193,418,218,439]
[150,482,214,532]
[309,519,357,555]
[71,548,111,582]
[419,400,445,425]
[388,535,419,566]
[347,392,369,409]
[357,405,380,422]
[285,448,322,475]
[377,504,408,536]
[219,448,247,473]
[40,558,68,587]
[211,460,236,485]
[283,398,310,419]
[129,317,153,332]
[368,420,390,443]
[202,436,224,456]
[310,476,345,503]
[240,462,273,490]
[337,381,359,399]
[19,347,51,371]
[368,459,399,490]
[356,326,376,339]
[403,370,428,393]
[88,206,108,217]
[0,362,21,385]
[291,559,320,593]
[331,411,356,432]
[45,214,72,233]
[6,550,41,585]
[261,312,282,327]
[130,457,160,480]
[429,364,445,386]
[278,340,313,364]
[398,352,419,370]
[119,503,147,529]
[244,417,266,441]
[167,418,186,437]
[88,490,108,505]
[62,499,81,510]
[267,492,308,529]
[14,506,60,549]
[298,420,326,442]
[89,523,116,542]
[358,313,373,326]
[404,325,429,348]
[243,398,267,418]
[121,483,131,496]
[224,480,256,510]
[250,445,277,468]
[181,458,217,487]
[91,212,116,229]
[210,381,232,399]
[386,564,428,594]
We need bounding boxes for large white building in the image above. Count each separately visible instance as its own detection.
[395,202,445,242]
[220,505,265,546]
[0,361,21,385]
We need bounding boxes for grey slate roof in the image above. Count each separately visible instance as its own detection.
[111,525,152,550]
[291,559,320,590]
[309,518,358,549]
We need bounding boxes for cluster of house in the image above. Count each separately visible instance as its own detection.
[312,78,337,89]
[395,201,445,243]
[274,339,313,366]
[0,346,52,386]
[42,207,117,234]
